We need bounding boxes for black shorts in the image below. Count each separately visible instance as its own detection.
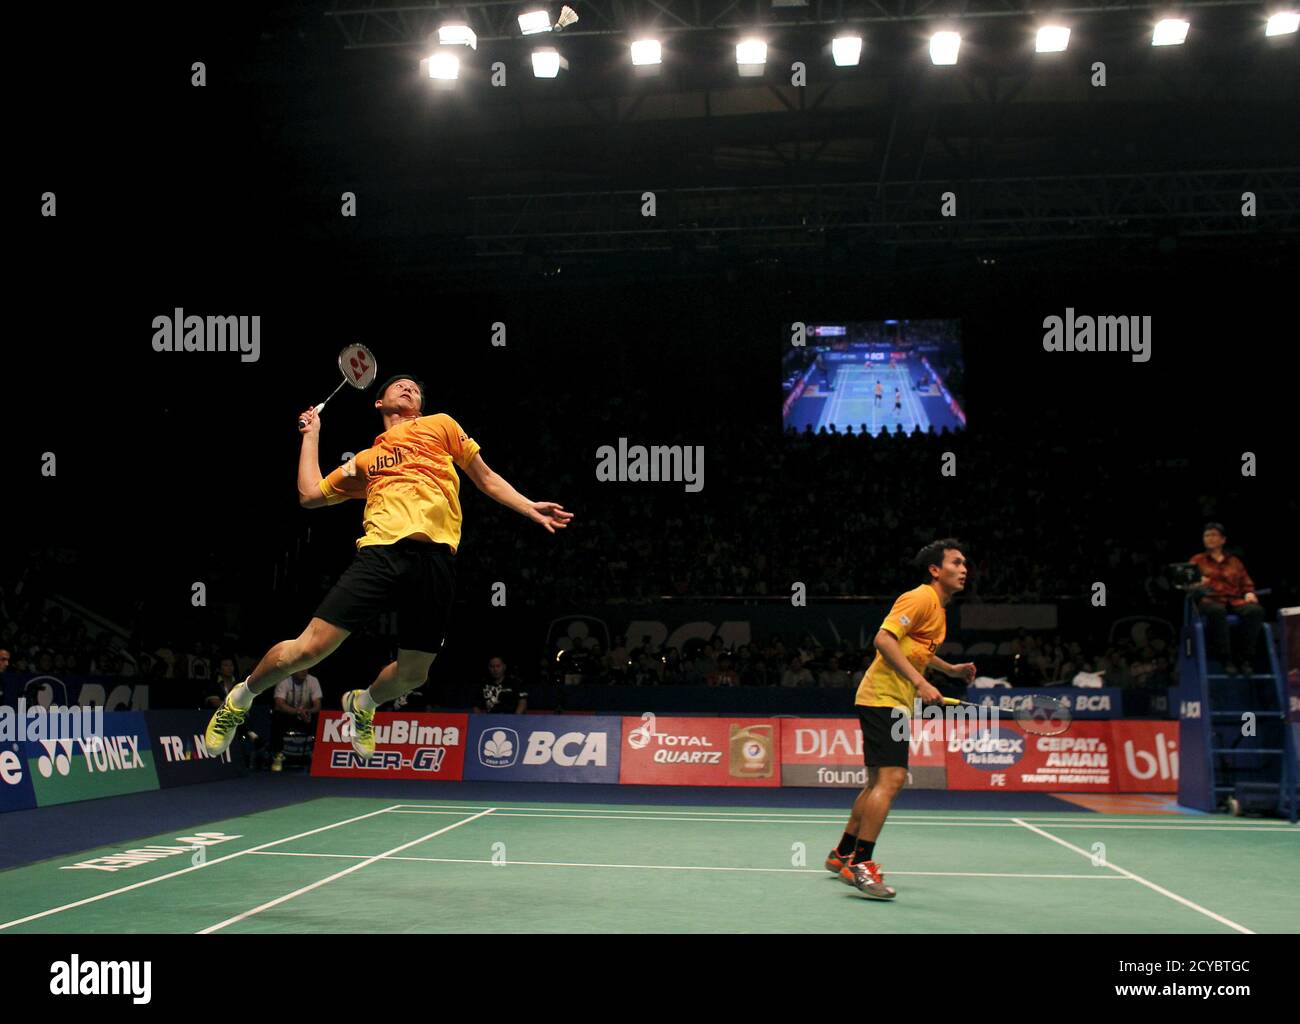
[856,705,910,768]
[314,539,455,653]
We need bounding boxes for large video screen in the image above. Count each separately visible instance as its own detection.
[782,319,966,438]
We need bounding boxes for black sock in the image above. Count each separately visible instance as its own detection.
[836,832,856,856]
[853,839,876,863]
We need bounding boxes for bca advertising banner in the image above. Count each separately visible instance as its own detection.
[310,711,467,779]
[963,688,1124,718]
[2,673,149,711]
[147,709,263,788]
[464,715,621,783]
[779,717,947,789]
[944,719,1118,792]
[618,715,779,787]
[25,712,160,807]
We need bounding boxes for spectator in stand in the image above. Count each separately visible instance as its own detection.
[1190,522,1264,674]
[271,669,323,771]
[479,656,527,713]
[186,641,211,682]
[708,655,740,687]
[206,658,241,709]
[781,655,814,688]
[0,648,9,674]
[605,636,631,684]
[819,654,852,688]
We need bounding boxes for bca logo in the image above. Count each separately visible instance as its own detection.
[478,728,519,768]
[523,731,607,767]
[38,740,77,778]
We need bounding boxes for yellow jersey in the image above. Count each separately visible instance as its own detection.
[318,413,481,553]
[854,583,947,713]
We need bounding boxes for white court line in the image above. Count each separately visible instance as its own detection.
[197,808,496,934]
[386,810,1298,831]
[0,803,408,932]
[247,850,1127,880]
[1011,818,1255,934]
[391,810,1015,826]
[388,804,1288,825]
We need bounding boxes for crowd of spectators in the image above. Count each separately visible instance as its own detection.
[533,626,1179,692]
[3,396,1288,702]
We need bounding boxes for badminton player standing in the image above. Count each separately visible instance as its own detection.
[827,539,974,899]
[205,374,573,758]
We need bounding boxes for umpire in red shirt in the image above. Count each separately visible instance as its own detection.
[1189,522,1264,674]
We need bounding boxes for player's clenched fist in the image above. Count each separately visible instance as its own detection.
[298,407,321,435]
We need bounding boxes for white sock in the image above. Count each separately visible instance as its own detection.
[229,680,256,710]
[356,688,378,712]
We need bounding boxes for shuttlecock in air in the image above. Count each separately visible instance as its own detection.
[555,5,579,30]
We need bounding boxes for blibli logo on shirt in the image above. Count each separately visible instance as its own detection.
[368,447,405,475]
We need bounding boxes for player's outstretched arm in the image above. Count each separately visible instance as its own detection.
[297,406,328,508]
[462,454,574,534]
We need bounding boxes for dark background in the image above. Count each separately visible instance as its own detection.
[9,1,1298,706]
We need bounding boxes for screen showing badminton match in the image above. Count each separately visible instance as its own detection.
[781,319,966,439]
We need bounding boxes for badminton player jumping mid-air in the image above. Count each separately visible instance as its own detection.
[204,374,573,759]
[827,538,975,899]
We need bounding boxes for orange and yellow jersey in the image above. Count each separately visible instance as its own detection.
[854,583,947,714]
[318,413,481,553]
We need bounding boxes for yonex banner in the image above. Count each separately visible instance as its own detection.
[778,717,947,789]
[617,715,779,787]
[464,715,621,783]
[310,711,467,779]
[147,709,262,788]
[23,712,160,807]
[0,741,37,813]
[962,688,1124,718]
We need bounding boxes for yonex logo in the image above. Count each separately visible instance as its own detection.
[479,728,519,767]
[38,739,76,778]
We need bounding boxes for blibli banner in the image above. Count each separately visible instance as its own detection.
[23,712,160,807]
[779,717,947,789]
[464,715,621,783]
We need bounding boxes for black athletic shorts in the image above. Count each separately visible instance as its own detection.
[856,705,910,768]
[314,538,455,653]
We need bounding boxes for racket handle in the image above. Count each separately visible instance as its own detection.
[297,403,326,429]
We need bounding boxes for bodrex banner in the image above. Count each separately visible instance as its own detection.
[464,714,622,783]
